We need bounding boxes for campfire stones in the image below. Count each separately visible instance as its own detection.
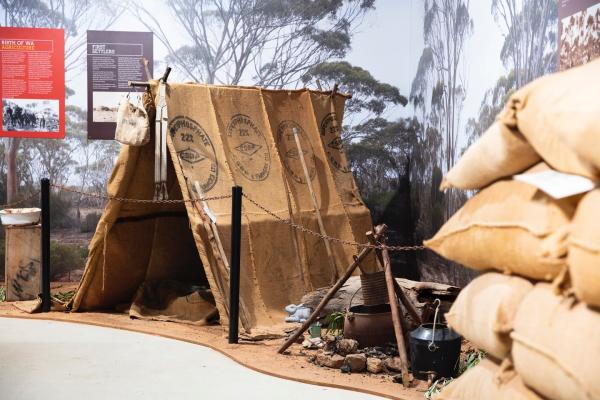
[384,357,403,372]
[305,336,403,377]
[302,337,324,349]
[316,353,345,369]
[366,357,385,374]
[344,353,367,372]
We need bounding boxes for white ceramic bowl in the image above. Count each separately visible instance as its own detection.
[0,208,41,226]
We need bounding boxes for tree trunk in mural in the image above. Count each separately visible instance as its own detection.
[492,0,558,87]
[409,0,473,286]
[6,138,21,203]
[413,0,473,218]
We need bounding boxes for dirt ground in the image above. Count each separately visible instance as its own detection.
[0,298,428,400]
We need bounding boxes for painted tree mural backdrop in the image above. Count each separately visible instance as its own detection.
[1,0,595,286]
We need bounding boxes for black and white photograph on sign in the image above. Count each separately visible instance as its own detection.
[87,30,153,139]
[560,2,600,69]
[92,91,143,123]
[2,98,59,132]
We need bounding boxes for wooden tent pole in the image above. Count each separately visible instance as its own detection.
[292,127,338,284]
[281,175,311,290]
[189,181,251,331]
[194,182,230,270]
[277,225,386,354]
[382,239,411,388]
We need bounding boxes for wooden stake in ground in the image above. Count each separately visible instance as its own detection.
[278,225,386,354]
[292,127,338,284]
[381,238,411,388]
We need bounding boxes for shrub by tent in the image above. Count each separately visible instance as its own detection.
[72,83,377,336]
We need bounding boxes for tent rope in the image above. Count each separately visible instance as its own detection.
[42,184,425,252]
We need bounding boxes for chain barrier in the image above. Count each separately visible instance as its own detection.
[17,183,425,253]
[241,193,425,252]
[49,183,232,203]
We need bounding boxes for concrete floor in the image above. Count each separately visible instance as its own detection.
[0,317,382,400]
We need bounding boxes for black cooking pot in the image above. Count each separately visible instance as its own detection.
[409,322,461,380]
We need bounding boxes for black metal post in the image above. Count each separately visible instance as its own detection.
[41,178,51,312]
[229,186,242,344]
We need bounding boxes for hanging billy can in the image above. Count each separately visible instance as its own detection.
[409,299,461,380]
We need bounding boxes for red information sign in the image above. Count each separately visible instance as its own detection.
[0,27,65,138]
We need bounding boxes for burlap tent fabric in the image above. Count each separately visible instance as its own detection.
[72,83,374,335]
[308,91,377,272]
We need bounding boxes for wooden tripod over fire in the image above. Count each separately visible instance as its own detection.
[277,224,421,388]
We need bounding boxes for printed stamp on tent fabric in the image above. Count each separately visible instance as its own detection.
[320,112,350,173]
[276,120,316,184]
[226,114,271,181]
[169,116,218,193]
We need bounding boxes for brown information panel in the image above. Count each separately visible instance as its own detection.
[87,30,153,139]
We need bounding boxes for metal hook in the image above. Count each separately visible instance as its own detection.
[428,298,442,352]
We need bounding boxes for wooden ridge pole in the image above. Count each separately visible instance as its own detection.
[292,127,338,284]
[277,225,386,354]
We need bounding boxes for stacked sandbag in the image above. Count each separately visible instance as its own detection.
[511,284,600,400]
[433,358,542,400]
[426,163,577,281]
[568,189,600,309]
[429,59,600,400]
[442,58,600,191]
[445,273,532,360]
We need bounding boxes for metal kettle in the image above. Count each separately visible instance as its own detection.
[409,299,461,380]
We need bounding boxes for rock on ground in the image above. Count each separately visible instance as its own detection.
[336,338,358,356]
[344,353,367,372]
[366,357,385,374]
[316,353,345,369]
[385,357,403,372]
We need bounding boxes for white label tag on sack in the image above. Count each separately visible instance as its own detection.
[514,170,596,199]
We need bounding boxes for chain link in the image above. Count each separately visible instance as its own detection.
[242,193,425,252]
[50,184,232,204]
